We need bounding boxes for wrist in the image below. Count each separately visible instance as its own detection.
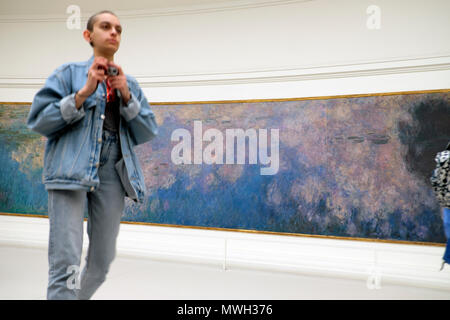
[77,88,90,98]
[75,89,89,110]
[123,91,131,104]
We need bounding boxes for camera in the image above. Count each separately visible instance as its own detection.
[107,66,119,76]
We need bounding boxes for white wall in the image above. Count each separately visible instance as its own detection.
[0,0,449,101]
[0,0,450,290]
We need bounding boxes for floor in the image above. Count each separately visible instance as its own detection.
[1,244,449,300]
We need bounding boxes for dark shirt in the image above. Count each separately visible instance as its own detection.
[103,96,120,132]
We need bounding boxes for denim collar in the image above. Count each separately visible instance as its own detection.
[85,55,95,76]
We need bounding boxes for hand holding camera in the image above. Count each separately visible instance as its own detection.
[78,57,109,98]
[76,57,130,107]
[103,62,131,104]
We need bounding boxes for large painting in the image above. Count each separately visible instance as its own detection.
[1,90,449,244]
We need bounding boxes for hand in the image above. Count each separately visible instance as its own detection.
[105,62,131,104]
[79,57,109,97]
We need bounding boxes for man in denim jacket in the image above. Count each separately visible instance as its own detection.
[27,10,157,299]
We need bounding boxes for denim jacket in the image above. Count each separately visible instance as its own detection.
[27,55,158,203]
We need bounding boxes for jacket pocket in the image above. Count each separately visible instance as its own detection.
[43,138,59,179]
[83,96,97,109]
[115,158,138,200]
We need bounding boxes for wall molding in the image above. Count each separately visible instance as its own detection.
[1,55,450,89]
[1,214,449,291]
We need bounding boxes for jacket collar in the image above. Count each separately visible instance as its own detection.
[85,55,95,76]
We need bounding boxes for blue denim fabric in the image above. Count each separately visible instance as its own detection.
[443,207,450,264]
[47,130,125,300]
[27,55,157,203]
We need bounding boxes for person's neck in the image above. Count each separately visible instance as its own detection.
[93,49,114,62]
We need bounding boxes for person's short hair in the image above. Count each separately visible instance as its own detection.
[86,10,118,47]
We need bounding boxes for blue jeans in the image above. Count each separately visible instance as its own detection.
[443,207,450,264]
[47,129,126,300]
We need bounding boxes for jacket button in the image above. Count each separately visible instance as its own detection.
[95,163,100,168]
[98,138,102,143]
[90,186,95,191]
[101,114,105,119]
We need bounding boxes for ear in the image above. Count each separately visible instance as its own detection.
[82,29,92,44]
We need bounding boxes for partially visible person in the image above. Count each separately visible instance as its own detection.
[431,142,450,269]
[442,207,450,268]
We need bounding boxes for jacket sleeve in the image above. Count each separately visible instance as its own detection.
[120,82,158,146]
[27,69,86,139]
